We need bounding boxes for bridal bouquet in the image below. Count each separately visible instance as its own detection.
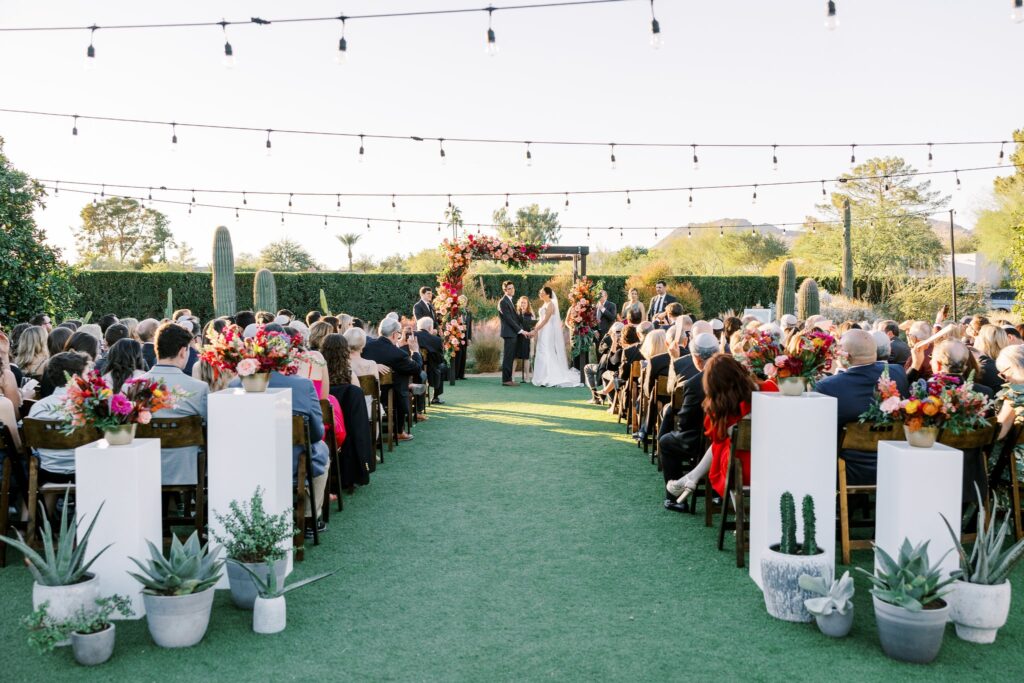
[201,325,301,378]
[566,277,600,359]
[61,371,187,433]
[860,370,991,435]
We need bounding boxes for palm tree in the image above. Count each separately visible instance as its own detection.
[336,233,362,272]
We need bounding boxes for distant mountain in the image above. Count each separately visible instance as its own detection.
[654,218,793,249]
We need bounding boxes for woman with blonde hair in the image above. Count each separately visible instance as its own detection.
[621,288,646,323]
[635,329,671,442]
[337,314,354,334]
[14,325,49,379]
[974,323,1009,391]
[307,320,334,353]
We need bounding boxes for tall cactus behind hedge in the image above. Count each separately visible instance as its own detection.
[801,495,818,556]
[779,491,797,555]
[797,278,820,320]
[254,268,277,313]
[164,288,174,320]
[212,226,237,317]
[775,260,796,318]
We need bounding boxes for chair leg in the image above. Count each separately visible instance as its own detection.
[717,457,733,551]
[704,475,713,527]
[26,458,39,548]
[1012,450,1023,542]
[294,457,307,562]
[306,452,319,547]
[0,457,10,567]
[838,461,852,564]
[735,467,746,569]
[196,452,207,538]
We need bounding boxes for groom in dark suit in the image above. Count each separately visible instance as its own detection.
[648,280,678,327]
[498,280,531,386]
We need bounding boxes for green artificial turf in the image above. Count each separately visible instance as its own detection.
[0,377,1021,680]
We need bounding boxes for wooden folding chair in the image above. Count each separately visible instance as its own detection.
[646,375,670,464]
[19,399,37,421]
[939,419,999,542]
[21,418,100,548]
[378,373,397,452]
[319,399,344,516]
[291,415,319,561]
[717,416,752,568]
[626,361,643,435]
[359,375,384,465]
[135,416,207,537]
[837,422,903,564]
[0,420,28,568]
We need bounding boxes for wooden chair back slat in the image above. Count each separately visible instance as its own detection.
[733,416,752,451]
[840,422,903,452]
[22,418,100,450]
[135,416,204,448]
[938,421,997,450]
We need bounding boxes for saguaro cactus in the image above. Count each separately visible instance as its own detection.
[164,288,174,320]
[797,278,820,320]
[841,199,853,298]
[802,494,818,556]
[779,491,797,555]
[254,268,277,313]
[212,226,237,317]
[319,288,332,317]
[776,260,796,318]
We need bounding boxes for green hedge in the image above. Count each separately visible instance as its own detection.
[69,271,886,323]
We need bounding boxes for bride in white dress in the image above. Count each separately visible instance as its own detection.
[531,286,583,388]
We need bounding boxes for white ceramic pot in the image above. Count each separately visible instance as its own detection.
[253,595,286,634]
[142,588,215,648]
[227,557,288,609]
[778,377,805,397]
[904,425,938,448]
[873,595,948,663]
[32,574,101,647]
[71,624,116,666]
[241,372,271,393]
[760,545,831,622]
[947,579,1011,644]
[103,423,137,446]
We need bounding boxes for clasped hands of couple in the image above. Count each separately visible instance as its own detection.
[518,329,537,339]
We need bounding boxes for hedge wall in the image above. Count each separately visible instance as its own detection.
[69,271,882,323]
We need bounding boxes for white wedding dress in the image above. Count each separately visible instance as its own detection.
[531,297,583,388]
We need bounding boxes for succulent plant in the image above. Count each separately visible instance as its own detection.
[778,491,798,555]
[212,225,237,317]
[941,484,1024,585]
[799,571,855,616]
[254,268,277,313]
[797,278,820,319]
[164,287,174,320]
[228,559,336,599]
[775,260,796,318]
[802,494,818,556]
[128,531,223,596]
[856,539,956,611]
[0,489,110,586]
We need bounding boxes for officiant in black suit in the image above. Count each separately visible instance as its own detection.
[596,290,617,340]
[648,280,678,327]
[413,287,436,325]
[499,281,530,386]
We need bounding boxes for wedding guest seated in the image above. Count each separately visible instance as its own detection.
[614,324,644,389]
[586,321,623,404]
[661,332,718,510]
[136,318,159,368]
[65,330,100,362]
[904,320,934,379]
[192,357,233,392]
[101,338,148,392]
[13,325,48,381]
[415,317,446,405]
[46,326,72,358]
[973,324,1008,392]
[98,313,119,334]
[667,320,712,395]
[337,314,354,334]
[322,315,341,332]
[306,310,322,327]
[816,329,910,485]
[720,316,742,353]
[0,331,24,410]
[361,318,422,442]
[29,313,53,332]
[256,311,274,325]
[634,329,670,441]
[78,323,103,344]
[996,345,1024,439]
[94,323,129,374]
[234,310,257,331]
[28,352,90,485]
[322,334,374,489]
[881,320,911,365]
[144,323,209,487]
[351,318,365,331]
[593,323,627,403]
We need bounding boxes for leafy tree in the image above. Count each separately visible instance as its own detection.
[980,129,1024,280]
[351,255,377,273]
[258,238,319,271]
[234,251,262,271]
[374,254,408,273]
[0,137,78,325]
[493,204,561,245]
[142,243,198,271]
[405,248,446,273]
[445,205,464,241]
[335,233,361,272]
[75,197,176,268]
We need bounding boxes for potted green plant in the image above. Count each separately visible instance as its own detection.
[857,539,956,663]
[941,485,1024,643]
[798,571,855,637]
[0,490,110,645]
[228,559,337,634]
[22,595,132,666]
[213,487,292,609]
[760,492,831,622]
[128,531,223,648]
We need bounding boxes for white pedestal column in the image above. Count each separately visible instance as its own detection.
[75,437,162,618]
[207,388,293,588]
[749,391,837,589]
[876,441,962,578]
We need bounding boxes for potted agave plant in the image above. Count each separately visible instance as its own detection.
[940,485,1024,643]
[228,560,337,634]
[760,492,831,622]
[213,487,293,609]
[0,490,109,645]
[128,531,223,648]
[857,539,956,664]
[798,571,855,637]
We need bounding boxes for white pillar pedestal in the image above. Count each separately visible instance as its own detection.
[749,391,837,589]
[75,437,162,619]
[207,388,293,588]
[876,440,962,578]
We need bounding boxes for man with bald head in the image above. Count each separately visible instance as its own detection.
[815,329,909,484]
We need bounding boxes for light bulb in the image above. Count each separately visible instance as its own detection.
[1013,0,1024,23]
[650,19,663,49]
[486,28,498,56]
[85,44,96,71]
[223,42,235,68]
[825,1,839,30]
[336,36,348,65]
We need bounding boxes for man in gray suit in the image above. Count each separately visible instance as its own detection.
[144,322,209,486]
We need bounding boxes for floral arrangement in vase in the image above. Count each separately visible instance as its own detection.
[201,325,302,392]
[733,330,785,383]
[566,277,600,359]
[860,369,991,447]
[61,372,187,445]
[765,330,838,395]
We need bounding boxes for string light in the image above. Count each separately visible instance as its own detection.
[586,227,590,238]
[564,192,569,211]
[692,144,699,171]
[85,26,97,70]
[999,142,1006,165]
[391,194,396,211]
[366,219,371,232]
[397,220,402,233]
[101,184,105,198]
[323,215,328,227]
[72,115,79,136]
[1014,0,1024,23]
[687,228,692,238]
[525,142,533,167]
[927,143,933,167]
[849,143,856,165]
[486,7,498,56]
[751,226,756,235]
[336,194,340,208]
[170,123,178,152]
[956,170,962,190]
[812,222,817,234]
[719,226,724,238]
[619,227,624,239]
[752,185,758,205]
[883,176,890,192]
[288,193,294,208]
[280,212,284,224]
[688,188,693,208]
[437,222,441,233]
[649,0,663,48]
[235,207,239,220]
[505,193,509,208]
[825,1,839,30]
[242,191,247,205]
[821,180,827,197]
[447,194,452,208]
[654,227,658,239]
[265,129,272,156]
[610,143,617,170]
[190,189,195,204]
[219,20,235,68]
[772,145,778,171]
[439,138,447,164]
[626,190,631,209]
[358,134,365,162]
[147,187,152,200]
[336,17,348,64]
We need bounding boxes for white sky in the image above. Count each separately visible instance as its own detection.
[0,0,1021,269]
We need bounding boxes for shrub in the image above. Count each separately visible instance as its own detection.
[625,261,704,317]
[471,317,502,373]
[820,292,882,323]
[885,277,985,321]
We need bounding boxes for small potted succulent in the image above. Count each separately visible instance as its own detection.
[22,595,132,666]
[857,539,956,663]
[941,486,1024,643]
[228,559,337,634]
[798,571,855,637]
[128,531,223,648]
[761,492,831,622]
[0,490,109,645]
[213,487,292,609]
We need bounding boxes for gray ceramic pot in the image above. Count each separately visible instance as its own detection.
[228,557,288,609]
[873,596,949,663]
[815,607,854,638]
[761,545,831,622]
[32,574,100,647]
[142,589,215,648]
[71,624,116,666]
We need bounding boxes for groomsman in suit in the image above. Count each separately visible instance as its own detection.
[413,287,436,325]
[596,290,617,340]
[648,280,678,327]
[455,294,473,382]
[499,281,530,386]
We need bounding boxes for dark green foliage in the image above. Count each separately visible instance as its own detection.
[254,268,277,312]
[776,260,796,317]
[797,278,820,319]
[801,495,818,556]
[212,226,236,317]
[779,491,797,555]
[165,288,173,320]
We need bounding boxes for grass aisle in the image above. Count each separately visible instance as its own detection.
[0,377,1021,680]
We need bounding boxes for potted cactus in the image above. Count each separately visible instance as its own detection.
[0,491,109,645]
[798,571,855,637]
[128,531,223,648]
[213,488,292,609]
[228,559,337,634]
[941,486,1024,643]
[857,539,956,663]
[760,492,831,622]
[22,595,132,666]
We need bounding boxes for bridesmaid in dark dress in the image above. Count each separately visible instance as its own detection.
[321,333,374,490]
[515,296,536,381]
